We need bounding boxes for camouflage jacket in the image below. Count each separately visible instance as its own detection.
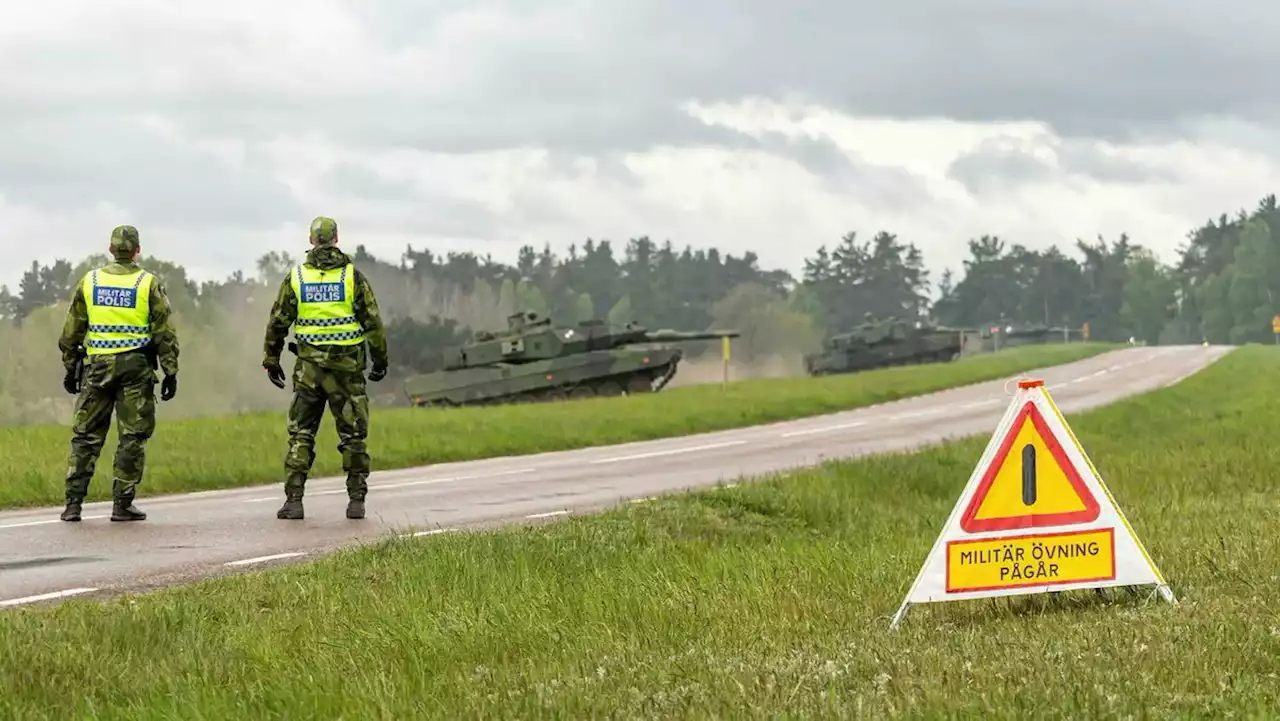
[58,261,181,376]
[262,246,388,374]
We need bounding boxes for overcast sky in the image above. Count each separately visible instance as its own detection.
[4,0,1280,292]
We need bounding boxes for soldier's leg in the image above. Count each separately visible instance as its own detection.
[109,358,156,521]
[324,370,370,519]
[279,360,327,519]
[60,362,115,521]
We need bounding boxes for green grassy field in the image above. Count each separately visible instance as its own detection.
[0,342,1114,509]
[0,344,1271,719]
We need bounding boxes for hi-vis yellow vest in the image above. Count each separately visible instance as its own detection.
[82,268,154,355]
[289,263,365,346]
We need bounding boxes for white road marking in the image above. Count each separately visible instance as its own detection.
[400,528,455,538]
[780,421,866,438]
[589,440,746,464]
[958,400,1001,409]
[526,510,568,519]
[628,497,655,504]
[486,468,537,477]
[223,552,306,567]
[0,588,98,607]
[0,515,106,530]
[891,409,943,420]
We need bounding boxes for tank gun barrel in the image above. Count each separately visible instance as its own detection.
[641,329,741,343]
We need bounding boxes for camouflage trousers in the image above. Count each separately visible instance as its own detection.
[64,351,157,502]
[283,358,371,500]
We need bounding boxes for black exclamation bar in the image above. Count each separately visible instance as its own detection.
[1022,444,1037,506]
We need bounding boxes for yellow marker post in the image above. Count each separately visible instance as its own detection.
[722,335,731,391]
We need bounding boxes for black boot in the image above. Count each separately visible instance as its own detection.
[345,472,368,519]
[277,497,304,520]
[278,473,306,520]
[60,497,82,522]
[110,495,147,522]
[346,497,365,519]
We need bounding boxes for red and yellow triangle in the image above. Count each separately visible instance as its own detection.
[959,400,1100,532]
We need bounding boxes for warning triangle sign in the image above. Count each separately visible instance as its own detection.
[958,400,1101,532]
[890,379,1173,629]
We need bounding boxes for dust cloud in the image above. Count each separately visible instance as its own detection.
[665,352,807,388]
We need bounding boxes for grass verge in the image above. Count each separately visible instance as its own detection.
[0,342,1114,508]
[0,345,1269,718]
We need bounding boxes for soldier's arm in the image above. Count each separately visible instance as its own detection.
[57,283,88,374]
[353,269,389,369]
[263,275,297,366]
[148,277,180,376]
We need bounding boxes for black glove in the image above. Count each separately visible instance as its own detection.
[368,363,387,382]
[160,373,178,401]
[265,362,287,389]
[63,368,80,395]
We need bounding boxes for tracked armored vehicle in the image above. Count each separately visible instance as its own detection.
[403,311,740,407]
[803,315,978,376]
[983,323,1069,350]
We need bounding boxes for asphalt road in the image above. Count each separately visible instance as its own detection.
[0,344,1232,609]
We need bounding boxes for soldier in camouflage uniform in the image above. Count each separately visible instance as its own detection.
[57,225,180,522]
[262,216,388,520]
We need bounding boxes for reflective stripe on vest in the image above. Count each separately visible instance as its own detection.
[289,263,364,346]
[82,268,154,355]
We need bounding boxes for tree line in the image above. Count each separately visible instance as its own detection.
[2,192,1278,425]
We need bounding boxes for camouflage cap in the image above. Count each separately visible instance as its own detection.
[309,216,338,245]
[110,225,140,258]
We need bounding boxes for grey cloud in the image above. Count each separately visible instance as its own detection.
[320,126,930,257]
[754,133,858,179]
[1,0,1275,287]
[1055,144,1177,185]
[948,148,1051,195]
[321,157,579,241]
[176,98,761,157]
[343,196,509,242]
[0,114,301,228]
[326,161,424,203]
[947,134,1176,194]
[348,0,1280,146]
[13,0,1274,160]
[750,131,931,207]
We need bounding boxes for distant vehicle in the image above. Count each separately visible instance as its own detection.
[981,323,1075,351]
[402,311,740,407]
[802,315,980,376]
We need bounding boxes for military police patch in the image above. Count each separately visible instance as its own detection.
[301,280,346,303]
[94,286,139,308]
[296,265,348,303]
